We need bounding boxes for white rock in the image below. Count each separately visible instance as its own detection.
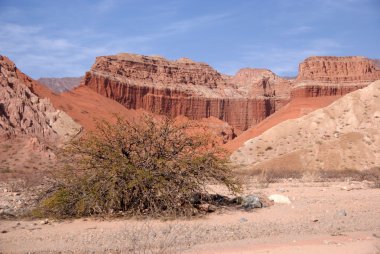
[268,194,291,204]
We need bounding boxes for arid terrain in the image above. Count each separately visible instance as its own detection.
[1,180,379,253]
[0,53,379,253]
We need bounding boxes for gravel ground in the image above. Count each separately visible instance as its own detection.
[0,180,379,253]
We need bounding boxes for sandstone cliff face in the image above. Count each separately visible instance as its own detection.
[83,53,291,131]
[0,55,81,140]
[85,73,286,130]
[290,83,369,97]
[292,56,380,98]
[297,56,380,82]
[82,54,380,134]
[230,68,291,98]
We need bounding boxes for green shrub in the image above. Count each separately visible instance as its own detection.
[36,115,240,218]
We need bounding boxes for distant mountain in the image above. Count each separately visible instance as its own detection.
[38,77,82,93]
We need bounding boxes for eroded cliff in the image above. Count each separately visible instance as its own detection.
[83,53,291,130]
[292,56,380,98]
[82,54,380,134]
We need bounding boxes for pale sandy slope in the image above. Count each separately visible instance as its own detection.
[231,80,380,171]
[224,96,340,152]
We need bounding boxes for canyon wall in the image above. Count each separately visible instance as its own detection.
[82,54,380,132]
[83,53,290,131]
[292,56,380,98]
[290,83,369,98]
[297,56,380,82]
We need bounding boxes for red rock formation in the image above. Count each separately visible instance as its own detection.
[0,55,81,140]
[83,53,290,131]
[290,84,369,98]
[292,56,380,98]
[297,56,380,82]
[230,68,291,98]
[82,54,380,135]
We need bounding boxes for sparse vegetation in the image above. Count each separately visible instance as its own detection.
[238,167,380,187]
[1,144,12,153]
[0,167,11,173]
[35,115,241,218]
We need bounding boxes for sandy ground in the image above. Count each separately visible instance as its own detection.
[0,180,379,253]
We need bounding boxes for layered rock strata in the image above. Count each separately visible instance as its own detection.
[83,53,291,130]
[292,56,380,98]
[297,56,380,82]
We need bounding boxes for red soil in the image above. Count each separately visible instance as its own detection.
[33,84,144,131]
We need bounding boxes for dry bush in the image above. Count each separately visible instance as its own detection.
[237,167,380,187]
[301,170,322,182]
[256,169,270,188]
[237,168,302,182]
[35,115,241,218]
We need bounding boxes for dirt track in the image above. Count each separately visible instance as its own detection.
[0,180,379,253]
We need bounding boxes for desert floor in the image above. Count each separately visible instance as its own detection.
[0,180,379,253]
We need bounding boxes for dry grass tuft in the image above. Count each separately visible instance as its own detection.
[237,167,380,187]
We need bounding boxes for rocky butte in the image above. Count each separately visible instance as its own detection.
[83,53,291,131]
[225,56,380,149]
[292,56,380,97]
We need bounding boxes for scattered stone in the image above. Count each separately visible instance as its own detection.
[40,219,49,225]
[337,210,347,217]
[208,204,217,212]
[239,217,248,223]
[198,204,217,213]
[241,195,262,210]
[1,230,8,234]
[268,194,291,204]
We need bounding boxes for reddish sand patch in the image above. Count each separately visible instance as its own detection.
[224,96,340,152]
[33,84,145,131]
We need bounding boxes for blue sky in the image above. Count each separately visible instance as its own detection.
[0,0,379,78]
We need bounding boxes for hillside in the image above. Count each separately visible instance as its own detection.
[231,80,380,171]
[0,55,81,140]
